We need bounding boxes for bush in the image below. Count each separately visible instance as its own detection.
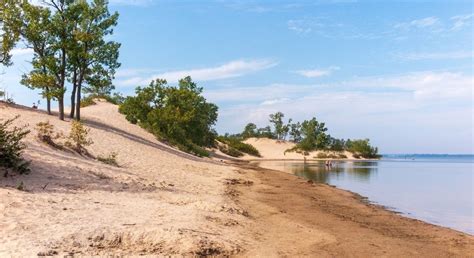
[0,116,30,175]
[66,120,93,154]
[218,144,243,157]
[316,152,328,159]
[97,152,119,166]
[80,96,96,108]
[217,136,261,157]
[338,153,348,159]
[35,121,62,147]
[346,139,380,159]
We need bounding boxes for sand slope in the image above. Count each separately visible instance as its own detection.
[0,101,247,256]
[242,137,357,160]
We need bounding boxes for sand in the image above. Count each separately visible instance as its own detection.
[1,101,473,256]
[242,137,357,160]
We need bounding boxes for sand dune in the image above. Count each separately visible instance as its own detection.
[242,137,357,160]
[1,101,472,256]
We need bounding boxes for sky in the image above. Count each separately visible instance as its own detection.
[1,0,473,154]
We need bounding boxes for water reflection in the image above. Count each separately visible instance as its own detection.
[255,161,378,184]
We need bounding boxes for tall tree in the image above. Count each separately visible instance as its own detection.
[269,112,285,140]
[19,3,57,114]
[68,0,120,120]
[297,117,329,151]
[0,0,21,66]
[241,123,257,139]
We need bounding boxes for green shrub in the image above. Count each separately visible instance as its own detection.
[327,153,338,159]
[218,144,243,157]
[338,153,348,159]
[80,96,96,108]
[97,152,119,166]
[65,120,93,154]
[346,139,380,159]
[316,152,328,159]
[217,136,261,157]
[0,116,30,175]
[35,121,62,148]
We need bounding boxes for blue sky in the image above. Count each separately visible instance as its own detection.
[1,0,473,154]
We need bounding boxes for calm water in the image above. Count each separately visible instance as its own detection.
[252,155,474,234]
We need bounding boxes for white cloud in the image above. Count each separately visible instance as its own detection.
[395,51,474,61]
[115,59,278,86]
[260,98,290,106]
[213,71,473,153]
[10,48,34,56]
[394,17,439,30]
[451,13,473,31]
[295,66,340,78]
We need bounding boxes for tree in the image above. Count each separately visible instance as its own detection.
[257,125,274,139]
[241,123,257,139]
[19,3,58,114]
[0,0,21,66]
[119,77,218,155]
[289,121,302,142]
[346,139,380,158]
[68,0,120,120]
[269,112,285,140]
[297,117,329,151]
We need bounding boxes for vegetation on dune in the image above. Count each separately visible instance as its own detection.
[97,152,119,166]
[217,136,261,157]
[233,112,380,159]
[65,120,93,155]
[0,116,30,176]
[119,77,218,157]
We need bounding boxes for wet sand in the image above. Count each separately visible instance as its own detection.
[230,161,474,257]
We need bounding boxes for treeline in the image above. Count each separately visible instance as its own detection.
[1,0,121,120]
[229,112,380,159]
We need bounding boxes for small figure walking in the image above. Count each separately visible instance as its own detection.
[32,102,38,109]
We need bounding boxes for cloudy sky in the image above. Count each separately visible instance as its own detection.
[1,0,473,154]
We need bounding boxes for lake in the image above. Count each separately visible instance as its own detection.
[251,155,474,235]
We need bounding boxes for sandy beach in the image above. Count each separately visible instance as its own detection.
[1,101,473,256]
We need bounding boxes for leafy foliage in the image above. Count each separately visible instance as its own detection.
[217,136,261,157]
[35,121,61,147]
[119,77,218,157]
[97,152,119,166]
[0,116,30,175]
[346,139,380,159]
[218,144,243,158]
[296,117,329,153]
[65,120,93,154]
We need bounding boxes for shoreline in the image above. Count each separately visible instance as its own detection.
[236,159,472,236]
[228,160,474,256]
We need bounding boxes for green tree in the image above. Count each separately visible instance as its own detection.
[19,3,58,114]
[0,0,21,66]
[289,121,302,142]
[68,0,120,120]
[119,77,218,156]
[297,117,329,151]
[346,139,380,158]
[269,112,285,140]
[241,123,257,139]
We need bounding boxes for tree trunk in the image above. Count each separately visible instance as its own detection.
[58,96,64,120]
[46,98,51,115]
[44,86,52,115]
[75,84,81,121]
[70,71,77,118]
